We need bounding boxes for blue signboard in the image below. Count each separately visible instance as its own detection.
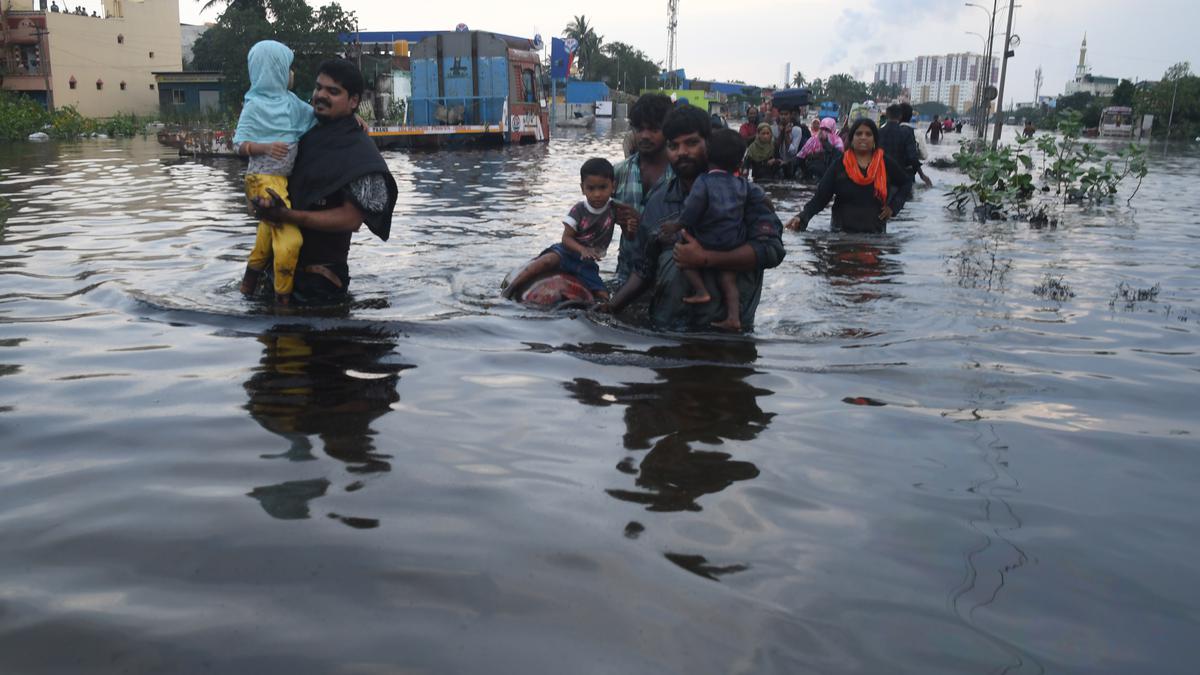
[550,37,569,80]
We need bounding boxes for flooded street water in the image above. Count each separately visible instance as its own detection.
[1,123,1197,674]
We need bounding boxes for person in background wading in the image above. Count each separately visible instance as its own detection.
[738,106,762,141]
[786,118,911,235]
[877,103,926,198]
[612,93,674,285]
[742,122,779,181]
[798,117,844,182]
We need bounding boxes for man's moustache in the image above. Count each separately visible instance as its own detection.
[314,99,331,106]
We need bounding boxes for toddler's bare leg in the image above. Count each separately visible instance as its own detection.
[711,270,742,331]
[681,268,712,304]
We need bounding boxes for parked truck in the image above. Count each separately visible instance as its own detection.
[368,30,549,148]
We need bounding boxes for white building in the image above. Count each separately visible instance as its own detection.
[874,52,999,113]
[180,22,210,67]
[1063,34,1119,97]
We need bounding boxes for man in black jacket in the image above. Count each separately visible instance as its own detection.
[254,59,398,305]
[877,104,923,199]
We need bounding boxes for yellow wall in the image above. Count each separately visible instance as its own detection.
[45,0,181,116]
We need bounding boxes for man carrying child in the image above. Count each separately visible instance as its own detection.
[659,128,763,330]
[606,105,786,331]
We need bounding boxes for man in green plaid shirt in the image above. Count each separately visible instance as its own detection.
[613,93,676,285]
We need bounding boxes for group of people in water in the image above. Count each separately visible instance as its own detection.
[231,40,921,333]
[503,92,933,331]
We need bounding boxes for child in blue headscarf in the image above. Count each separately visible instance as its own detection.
[234,40,318,304]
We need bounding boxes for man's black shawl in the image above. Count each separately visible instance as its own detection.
[288,114,398,241]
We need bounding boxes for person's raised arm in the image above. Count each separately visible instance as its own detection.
[787,161,837,231]
[787,127,804,156]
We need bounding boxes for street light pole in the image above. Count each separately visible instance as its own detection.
[980,0,998,139]
[965,2,997,139]
[991,1,1017,148]
[1165,77,1178,143]
[966,30,988,137]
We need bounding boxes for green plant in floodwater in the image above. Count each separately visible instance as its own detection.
[0,91,51,141]
[98,112,144,138]
[1,92,151,140]
[1033,273,1075,301]
[1109,281,1161,310]
[49,105,96,140]
[945,238,1013,291]
[947,111,1149,221]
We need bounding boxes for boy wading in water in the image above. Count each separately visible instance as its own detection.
[503,158,620,302]
[662,128,757,330]
[234,40,318,305]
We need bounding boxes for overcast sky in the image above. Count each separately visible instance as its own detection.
[178,0,1195,105]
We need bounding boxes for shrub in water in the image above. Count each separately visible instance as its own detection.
[946,111,1148,221]
[0,91,51,141]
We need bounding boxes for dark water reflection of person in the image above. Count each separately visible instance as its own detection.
[242,324,414,527]
[564,341,771,513]
[804,234,903,305]
[563,341,771,579]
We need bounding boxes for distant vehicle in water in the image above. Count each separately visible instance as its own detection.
[846,101,880,122]
[368,30,550,148]
[817,101,840,120]
[1098,106,1135,138]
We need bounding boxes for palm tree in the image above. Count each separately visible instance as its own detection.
[791,72,806,89]
[824,73,869,114]
[869,81,902,102]
[563,15,602,80]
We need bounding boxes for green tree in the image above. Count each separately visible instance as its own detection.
[191,0,356,106]
[869,81,902,102]
[1055,91,1094,112]
[791,71,806,88]
[1134,70,1200,138]
[807,78,825,102]
[1110,79,1135,107]
[823,73,869,112]
[1164,61,1192,81]
[914,101,950,118]
[562,15,603,80]
[593,41,659,93]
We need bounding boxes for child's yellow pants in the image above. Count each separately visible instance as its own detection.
[245,173,302,296]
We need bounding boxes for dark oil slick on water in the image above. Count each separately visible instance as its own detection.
[1,124,1198,674]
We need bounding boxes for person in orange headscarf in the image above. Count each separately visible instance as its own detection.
[786,118,911,234]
